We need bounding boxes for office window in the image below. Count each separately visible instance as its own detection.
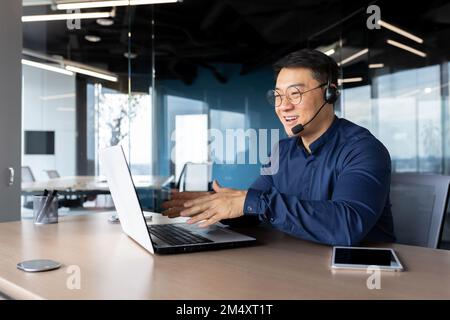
[343,65,444,173]
[96,86,152,176]
[21,63,76,180]
[342,85,373,133]
[209,109,246,164]
[174,114,208,181]
[128,94,152,175]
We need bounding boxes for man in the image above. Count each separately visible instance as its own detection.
[162,49,395,246]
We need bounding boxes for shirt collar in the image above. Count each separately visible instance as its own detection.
[296,115,340,155]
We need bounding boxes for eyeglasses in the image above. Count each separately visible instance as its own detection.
[266,83,327,107]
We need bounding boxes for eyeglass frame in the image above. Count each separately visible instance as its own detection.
[267,82,327,107]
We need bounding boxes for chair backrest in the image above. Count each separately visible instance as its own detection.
[390,173,450,248]
[44,170,60,179]
[21,166,35,182]
[177,162,212,192]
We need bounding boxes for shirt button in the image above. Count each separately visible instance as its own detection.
[270,218,275,223]
[247,206,253,212]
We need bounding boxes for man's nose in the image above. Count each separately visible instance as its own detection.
[278,98,295,111]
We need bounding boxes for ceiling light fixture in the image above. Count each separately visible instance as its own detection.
[96,18,114,26]
[338,77,363,85]
[378,20,423,44]
[124,52,138,59]
[386,39,427,58]
[369,63,384,69]
[324,49,335,56]
[85,35,102,43]
[40,93,76,101]
[22,11,112,22]
[56,0,179,10]
[65,65,118,82]
[21,59,74,76]
[338,48,369,66]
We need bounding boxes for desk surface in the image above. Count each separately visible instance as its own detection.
[21,175,173,193]
[1,213,450,299]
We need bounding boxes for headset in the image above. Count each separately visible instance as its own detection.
[291,59,339,135]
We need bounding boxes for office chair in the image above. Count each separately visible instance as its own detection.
[441,203,450,249]
[390,173,450,248]
[21,166,36,182]
[177,162,212,192]
[44,170,60,179]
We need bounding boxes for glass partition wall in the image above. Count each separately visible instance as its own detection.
[153,0,450,181]
[21,1,450,242]
[150,0,450,247]
[21,1,156,214]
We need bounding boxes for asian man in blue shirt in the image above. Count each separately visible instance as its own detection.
[162,49,395,246]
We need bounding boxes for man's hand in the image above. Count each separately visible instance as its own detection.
[161,189,212,218]
[180,181,247,228]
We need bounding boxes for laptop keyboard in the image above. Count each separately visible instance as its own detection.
[148,224,213,246]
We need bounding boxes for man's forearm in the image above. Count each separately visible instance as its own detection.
[243,187,384,246]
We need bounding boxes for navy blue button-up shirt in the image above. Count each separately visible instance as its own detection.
[244,116,395,246]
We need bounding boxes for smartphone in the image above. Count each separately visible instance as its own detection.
[331,246,404,271]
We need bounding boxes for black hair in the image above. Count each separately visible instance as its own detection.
[273,49,339,86]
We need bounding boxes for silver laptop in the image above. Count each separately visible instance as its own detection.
[100,145,256,254]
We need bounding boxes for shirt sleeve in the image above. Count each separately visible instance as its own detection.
[243,141,278,218]
[244,137,392,246]
[243,175,272,216]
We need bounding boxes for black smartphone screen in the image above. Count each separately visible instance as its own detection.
[334,248,393,266]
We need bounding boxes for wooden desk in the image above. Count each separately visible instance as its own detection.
[21,175,173,195]
[0,213,450,299]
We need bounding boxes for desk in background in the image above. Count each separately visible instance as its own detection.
[21,175,173,196]
[21,175,173,210]
[0,213,450,299]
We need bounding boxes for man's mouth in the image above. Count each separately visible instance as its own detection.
[283,115,299,123]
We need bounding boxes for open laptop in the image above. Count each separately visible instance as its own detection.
[99,145,256,254]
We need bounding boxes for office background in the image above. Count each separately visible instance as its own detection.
[2,0,447,245]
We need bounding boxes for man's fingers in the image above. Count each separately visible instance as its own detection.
[170,191,212,200]
[161,207,183,217]
[187,209,216,225]
[164,191,214,210]
[161,207,184,217]
[161,199,187,209]
[184,193,217,207]
[181,201,212,217]
[199,215,222,228]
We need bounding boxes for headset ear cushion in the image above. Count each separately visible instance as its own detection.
[324,84,339,104]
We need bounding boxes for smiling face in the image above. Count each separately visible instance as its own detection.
[275,67,328,137]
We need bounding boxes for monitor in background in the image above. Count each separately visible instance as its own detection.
[25,131,55,155]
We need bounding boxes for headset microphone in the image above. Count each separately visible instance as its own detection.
[291,60,339,136]
[291,101,327,135]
